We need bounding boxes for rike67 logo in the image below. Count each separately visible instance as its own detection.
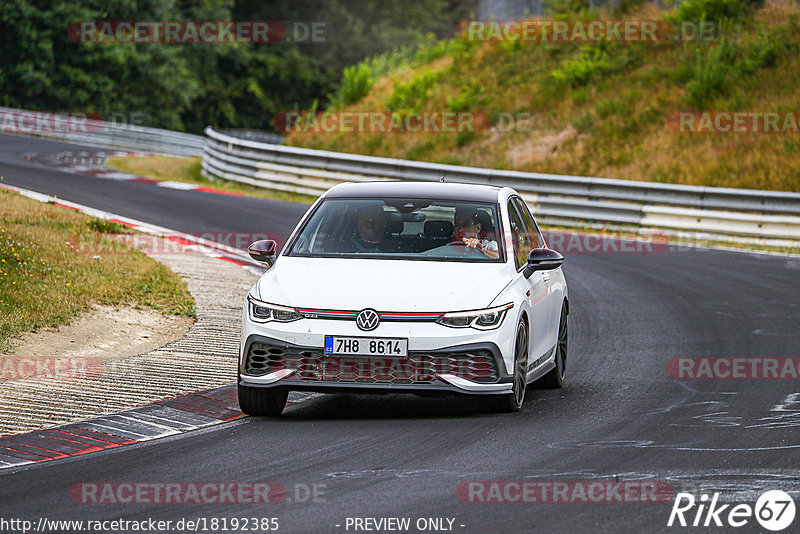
[668,490,796,531]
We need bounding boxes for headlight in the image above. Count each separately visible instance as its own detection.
[247,295,302,323]
[436,303,513,330]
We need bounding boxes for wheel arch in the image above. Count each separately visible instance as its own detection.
[519,309,529,327]
[518,309,530,357]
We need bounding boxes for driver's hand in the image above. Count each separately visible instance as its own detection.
[462,237,499,259]
[462,237,481,249]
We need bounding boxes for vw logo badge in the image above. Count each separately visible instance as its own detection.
[356,309,380,331]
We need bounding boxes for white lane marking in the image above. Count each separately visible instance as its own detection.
[114,415,184,435]
[123,410,212,430]
[74,421,155,440]
[745,392,800,429]
[157,181,199,190]
[94,171,135,181]
[772,392,800,412]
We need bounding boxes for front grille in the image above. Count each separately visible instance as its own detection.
[245,342,498,384]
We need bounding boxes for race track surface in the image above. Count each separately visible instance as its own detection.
[1,134,799,533]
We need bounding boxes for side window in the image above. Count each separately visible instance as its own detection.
[511,197,543,250]
[507,200,531,270]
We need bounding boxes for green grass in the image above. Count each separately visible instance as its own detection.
[106,155,317,205]
[0,189,195,353]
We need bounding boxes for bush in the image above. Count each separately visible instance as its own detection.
[682,36,738,108]
[447,84,482,112]
[328,65,373,109]
[414,35,472,65]
[386,71,440,111]
[551,46,613,87]
[741,30,786,73]
[365,47,418,79]
[326,36,476,111]
[681,28,788,108]
[674,0,753,24]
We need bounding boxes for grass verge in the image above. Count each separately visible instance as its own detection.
[106,155,317,205]
[0,188,195,353]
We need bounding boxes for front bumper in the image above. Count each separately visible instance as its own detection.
[239,334,512,396]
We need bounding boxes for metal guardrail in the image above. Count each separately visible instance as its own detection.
[203,126,800,240]
[218,129,285,145]
[0,107,205,157]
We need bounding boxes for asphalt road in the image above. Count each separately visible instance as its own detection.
[2,133,800,533]
[0,133,308,240]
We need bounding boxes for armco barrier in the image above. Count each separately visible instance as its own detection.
[0,107,205,157]
[202,127,800,241]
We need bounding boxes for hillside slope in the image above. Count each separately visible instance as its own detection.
[286,0,800,191]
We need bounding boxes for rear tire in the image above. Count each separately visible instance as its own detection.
[536,302,568,389]
[238,384,288,416]
[497,319,528,413]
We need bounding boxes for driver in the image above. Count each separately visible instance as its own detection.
[347,205,396,253]
[453,207,499,259]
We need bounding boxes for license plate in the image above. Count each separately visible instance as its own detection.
[324,336,408,357]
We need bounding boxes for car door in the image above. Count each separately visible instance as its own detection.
[506,198,552,369]
[511,197,559,355]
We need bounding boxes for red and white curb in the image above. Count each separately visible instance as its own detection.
[25,150,246,197]
[0,386,316,470]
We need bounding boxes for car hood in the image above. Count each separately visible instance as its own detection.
[256,257,513,312]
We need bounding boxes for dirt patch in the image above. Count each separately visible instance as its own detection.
[4,305,193,364]
[506,125,579,167]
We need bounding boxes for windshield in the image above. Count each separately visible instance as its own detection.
[286,198,505,262]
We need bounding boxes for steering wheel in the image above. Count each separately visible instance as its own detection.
[446,239,482,256]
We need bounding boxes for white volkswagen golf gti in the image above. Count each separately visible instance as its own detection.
[239,182,568,415]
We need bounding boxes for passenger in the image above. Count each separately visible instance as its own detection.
[347,205,396,253]
[453,207,499,259]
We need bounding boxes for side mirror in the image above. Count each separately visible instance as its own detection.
[523,247,564,278]
[248,239,278,267]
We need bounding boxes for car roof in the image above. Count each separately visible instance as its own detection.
[324,181,504,203]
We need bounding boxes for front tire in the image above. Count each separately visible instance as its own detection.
[498,319,529,412]
[536,302,568,389]
[238,384,288,416]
